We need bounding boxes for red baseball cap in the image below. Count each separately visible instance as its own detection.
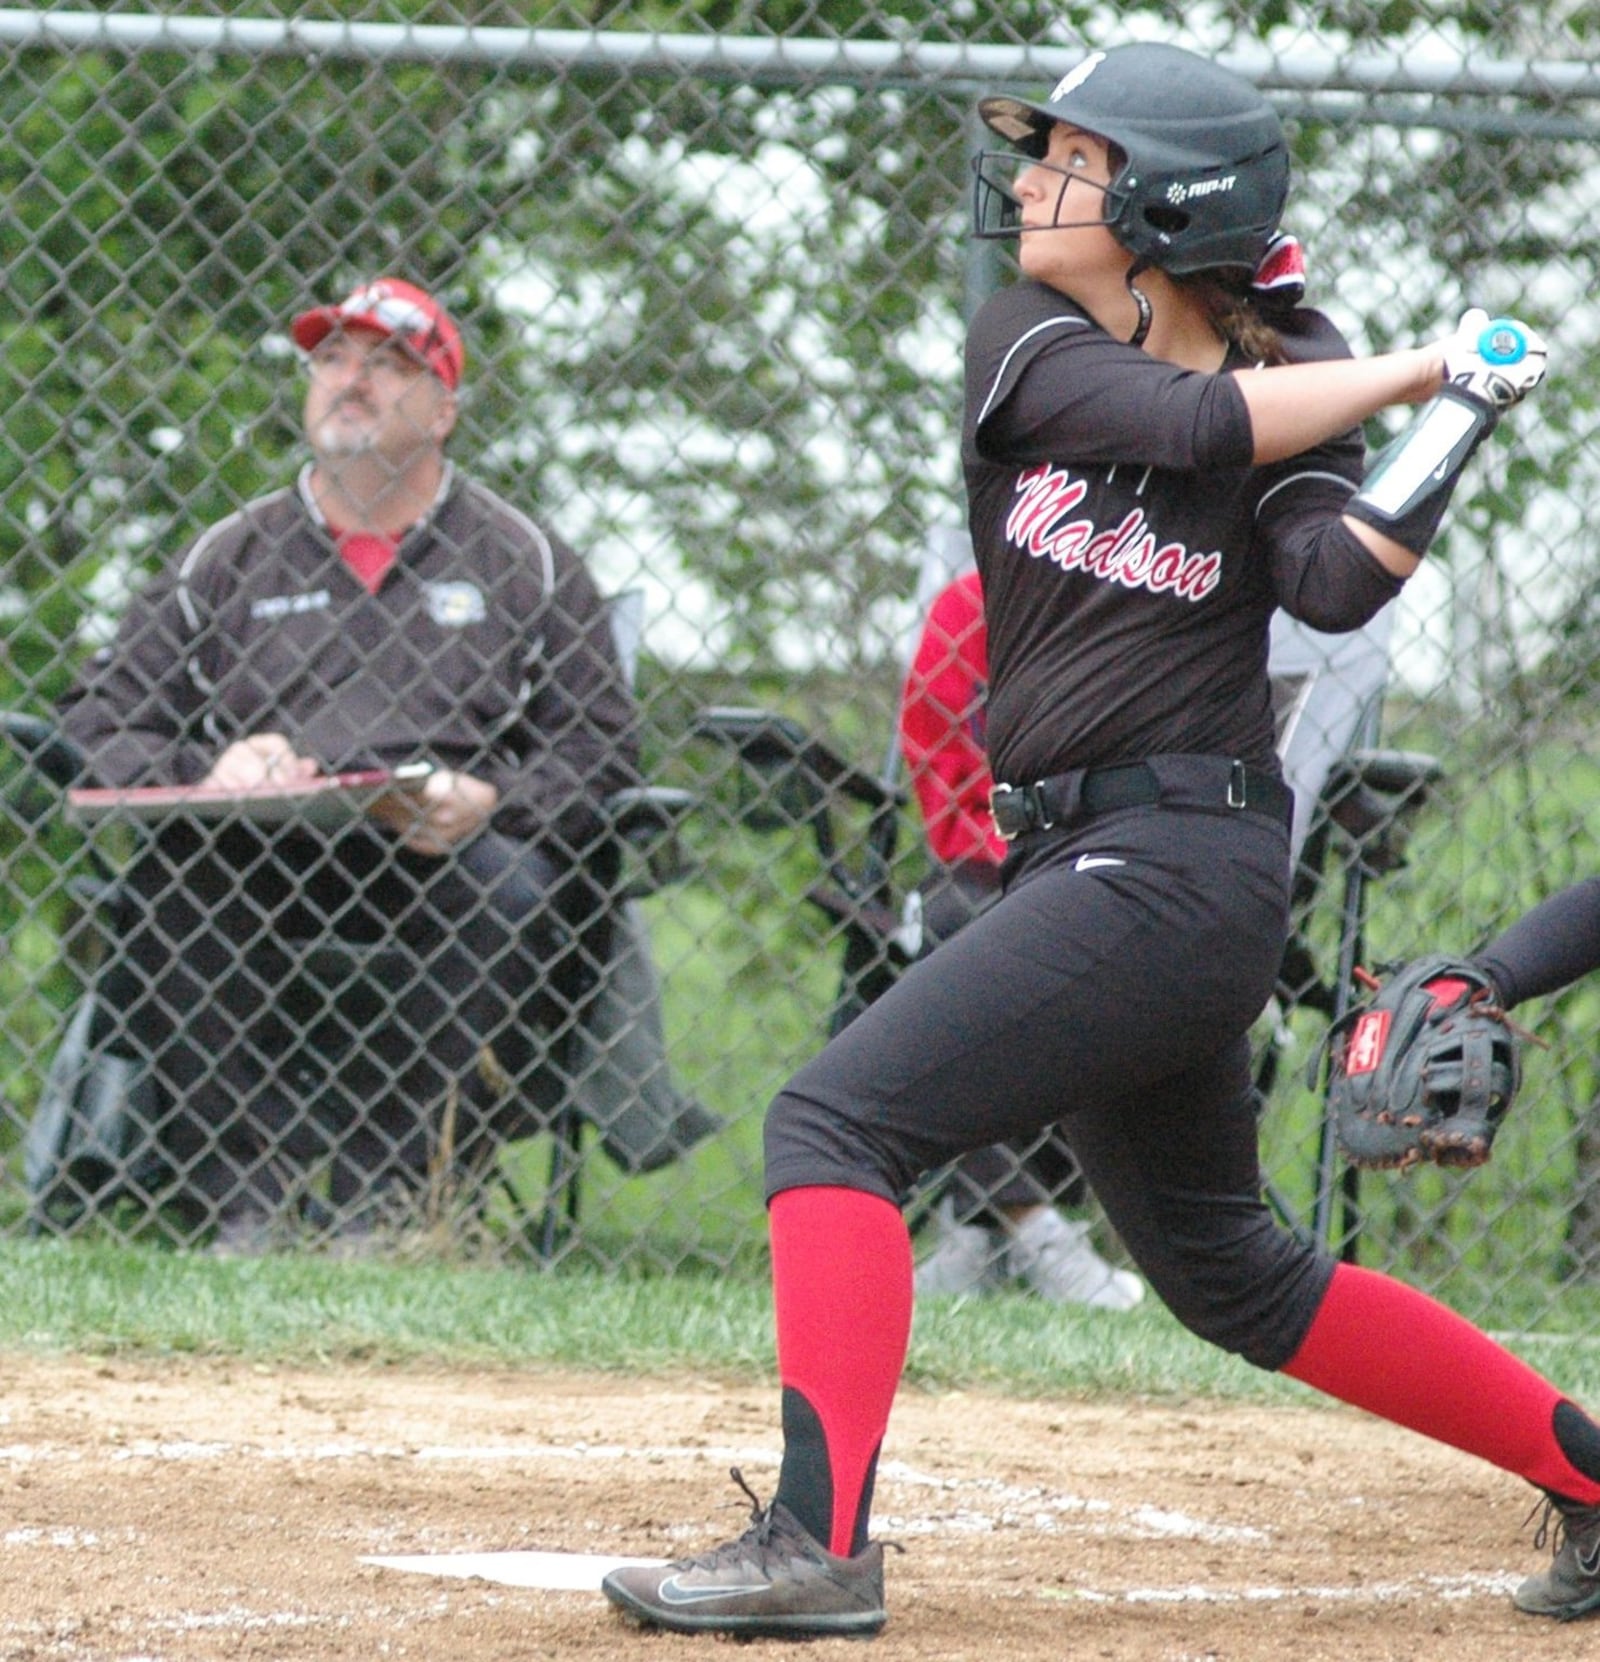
[291,277,465,390]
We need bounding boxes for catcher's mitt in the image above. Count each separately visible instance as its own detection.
[1318,954,1524,1170]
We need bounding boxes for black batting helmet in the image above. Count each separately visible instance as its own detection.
[974,43,1289,277]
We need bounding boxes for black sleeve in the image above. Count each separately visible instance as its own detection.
[1252,310,1403,633]
[57,565,212,786]
[488,534,642,856]
[1475,878,1600,1009]
[964,282,1255,472]
[1254,465,1403,632]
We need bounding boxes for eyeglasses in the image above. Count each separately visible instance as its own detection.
[306,336,430,384]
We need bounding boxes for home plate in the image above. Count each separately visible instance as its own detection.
[362,1551,666,1591]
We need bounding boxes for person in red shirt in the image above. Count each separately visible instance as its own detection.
[899,569,1142,1308]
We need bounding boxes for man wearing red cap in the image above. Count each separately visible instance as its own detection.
[59,277,650,1252]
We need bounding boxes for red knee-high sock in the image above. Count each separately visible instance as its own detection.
[1284,1261,1600,1503]
[769,1186,914,1556]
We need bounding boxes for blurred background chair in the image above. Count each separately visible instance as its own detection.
[1261,607,1444,1250]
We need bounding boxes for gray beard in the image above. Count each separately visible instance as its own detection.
[309,418,376,460]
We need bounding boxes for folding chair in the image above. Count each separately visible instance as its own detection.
[522,589,715,1259]
[2,592,700,1255]
[691,527,977,1037]
[694,527,1444,1253]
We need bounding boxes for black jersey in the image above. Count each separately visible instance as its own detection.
[963,279,1402,786]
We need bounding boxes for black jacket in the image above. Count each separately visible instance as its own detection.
[61,465,640,856]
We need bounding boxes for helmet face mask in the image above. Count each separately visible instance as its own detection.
[972,43,1290,278]
[971,150,1115,241]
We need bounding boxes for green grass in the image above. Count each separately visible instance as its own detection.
[8,1237,1600,1412]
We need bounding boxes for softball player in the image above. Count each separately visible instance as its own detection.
[604,42,1599,1638]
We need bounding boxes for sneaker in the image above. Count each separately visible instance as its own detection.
[1515,1495,1600,1620]
[601,1469,887,1638]
[913,1196,1000,1297]
[208,1202,277,1259]
[1003,1209,1146,1311]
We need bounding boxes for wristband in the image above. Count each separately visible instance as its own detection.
[1344,385,1498,555]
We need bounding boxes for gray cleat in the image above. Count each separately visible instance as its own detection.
[1515,1495,1600,1621]
[601,1469,888,1639]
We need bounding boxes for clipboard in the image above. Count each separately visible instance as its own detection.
[66,761,434,831]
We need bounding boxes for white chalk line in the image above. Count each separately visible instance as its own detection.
[362,1550,665,1589]
[1,1435,1527,1612]
[1039,1571,1524,1606]
[359,1554,1523,1607]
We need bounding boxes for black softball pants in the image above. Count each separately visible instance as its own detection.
[916,859,1087,1215]
[765,801,1337,1370]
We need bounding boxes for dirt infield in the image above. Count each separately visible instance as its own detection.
[0,1353,1587,1661]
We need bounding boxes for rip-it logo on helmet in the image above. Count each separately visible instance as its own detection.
[1165,177,1239,206]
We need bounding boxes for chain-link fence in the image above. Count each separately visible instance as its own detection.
[1,5,1597,1326]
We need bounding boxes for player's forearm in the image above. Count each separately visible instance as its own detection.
[1341,517,1422,581]
[1475,878,1600,1009]
[1233,348,1443,466]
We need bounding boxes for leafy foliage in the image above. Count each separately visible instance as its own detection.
[1,3,1598,1300]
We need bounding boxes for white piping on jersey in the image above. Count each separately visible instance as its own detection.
[482,487,558,597]
[176,508,248,637]
[1105,463,1155,496]
[489,494,559,739]
[975,315,1091,431]
[174,510,245,727]
[1254,468,1358,519]
[174,463,555,739]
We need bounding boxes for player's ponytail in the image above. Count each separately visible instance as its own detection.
[1181,278,1288,366]
[1178,231,1305,365]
